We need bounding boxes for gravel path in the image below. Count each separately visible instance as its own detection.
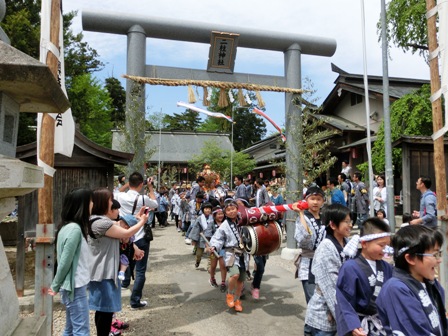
[22,220,306,335]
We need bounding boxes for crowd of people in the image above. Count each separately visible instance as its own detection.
[49,165,446,336]
[294,166,443,336]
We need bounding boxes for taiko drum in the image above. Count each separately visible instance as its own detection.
[241,221,283,255]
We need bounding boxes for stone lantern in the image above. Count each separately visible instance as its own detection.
[0,1,70,334]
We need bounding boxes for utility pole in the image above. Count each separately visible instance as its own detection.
[425,0,448,303]
[36,0,60,334]
[380,0,395,231]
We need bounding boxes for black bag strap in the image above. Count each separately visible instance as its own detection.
[132,194,145,215]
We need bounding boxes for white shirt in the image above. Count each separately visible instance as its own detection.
[341,165,352,177]
[256,189,261,207]
[114,189,158,242]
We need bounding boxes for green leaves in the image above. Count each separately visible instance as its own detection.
[196,89,267,151]
[383,0,428,56]
[286,95,339,197]
[163,110,202,131]
[68,74,114,147]
[105,77,126,127]
[371,84,432,173]
[188,140,256,182]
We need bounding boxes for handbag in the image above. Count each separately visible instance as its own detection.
[132,195,154,242]
[143,224,153,242]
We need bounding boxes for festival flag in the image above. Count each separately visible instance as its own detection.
[252,107,286,142]
[177,101,233,122]
[37,0,75,176]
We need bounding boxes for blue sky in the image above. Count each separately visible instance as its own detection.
[63,0,429,135]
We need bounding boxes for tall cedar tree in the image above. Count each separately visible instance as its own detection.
[163,110,202,131]
[105,77,126,127]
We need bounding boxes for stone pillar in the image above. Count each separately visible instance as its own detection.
[282,43,303,260]
[126,24,147,174]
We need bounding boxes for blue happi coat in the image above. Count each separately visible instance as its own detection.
[377,268,447,336]
[336,255,393,335]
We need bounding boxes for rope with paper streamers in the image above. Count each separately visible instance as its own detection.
[123,75,305,94]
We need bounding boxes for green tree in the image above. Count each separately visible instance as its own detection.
[382,0,428,57]
[1,0,41,58]
[197,89,267,151]
[105,77,126,127]
[147,110,168,130]
[161,165,178,188]
[63,12,104,80]
[189,140,256,182]
[117,84,156,175]
[361,84,433,174]
[163,110,202,130]
[68,73,114,147]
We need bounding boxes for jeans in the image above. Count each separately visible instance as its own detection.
[356,213,368,230]
[130,238,150,306]
[252,255,266,289]
[307,326,336,336]
[60,285,89,336]
[158,211,167,226]
[301,280,316,304]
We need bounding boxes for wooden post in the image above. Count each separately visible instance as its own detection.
[36,0,60,334]
[425,0,448,302]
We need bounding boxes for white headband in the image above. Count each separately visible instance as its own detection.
[359,232,391,242]
[397,247,410,256]
[343,232,392,258]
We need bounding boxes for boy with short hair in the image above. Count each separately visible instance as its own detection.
[208,201,248,313]
[185,191,205,244]
[335,217,393,336]
[189,202,214,268]
[294,186,326,303]
[376,225,446,335]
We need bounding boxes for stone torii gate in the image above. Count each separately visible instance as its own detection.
[82,10,336,257]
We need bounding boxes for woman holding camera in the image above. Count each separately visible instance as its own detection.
[88,187,148,336]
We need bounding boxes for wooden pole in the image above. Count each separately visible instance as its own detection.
[36,0,60,334]
[425,0,448,302]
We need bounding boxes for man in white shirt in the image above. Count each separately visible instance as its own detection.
[114,171,158,309]
[341,160,352,178]
[253,178,270,208]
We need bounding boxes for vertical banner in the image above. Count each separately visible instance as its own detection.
[37,0,74,176]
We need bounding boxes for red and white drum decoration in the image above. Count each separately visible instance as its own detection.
[241,221,283,255]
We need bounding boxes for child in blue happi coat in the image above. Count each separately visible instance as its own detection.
[335,217,393,336]
[377,225,447,336]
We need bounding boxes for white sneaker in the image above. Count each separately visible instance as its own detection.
[177,228,181,232]
[185,238,192,245]
[130,300,147,309]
